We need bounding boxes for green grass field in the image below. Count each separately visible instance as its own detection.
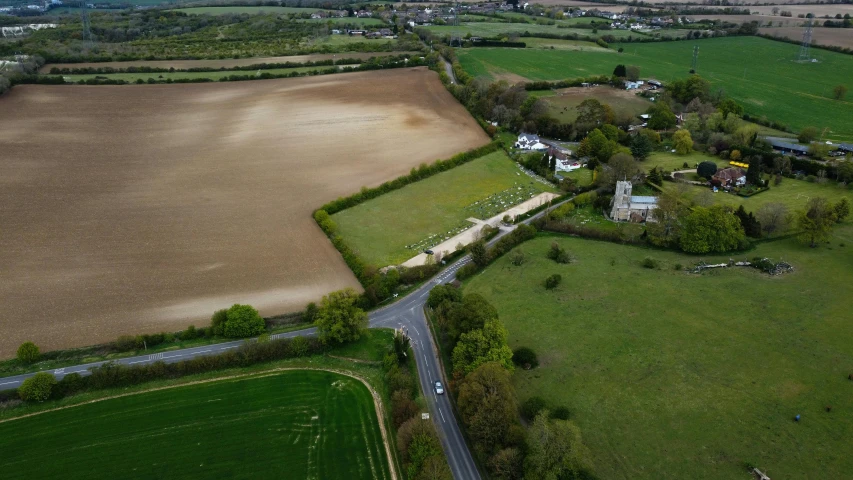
[456,37,853,140]
[464,225,853,479]
[0,370,392,480]
[664,176,851,213]
[332,151,556,266]
[520,37,614,52]
[423,22,638,40]
[174,6,334,15]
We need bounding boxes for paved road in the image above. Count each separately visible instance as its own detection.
[0,198,569,479]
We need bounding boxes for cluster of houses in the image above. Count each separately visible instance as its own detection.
[0,0,60,15]
[515,133,581,172]
[339,28,395,39]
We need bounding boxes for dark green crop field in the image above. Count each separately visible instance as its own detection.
[0,370,391,480]
[457,37,853,140]
[463,226,853,479]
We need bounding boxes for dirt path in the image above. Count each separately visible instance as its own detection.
[0,366,399,480]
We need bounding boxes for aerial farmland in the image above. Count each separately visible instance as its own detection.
[0,67,488,356]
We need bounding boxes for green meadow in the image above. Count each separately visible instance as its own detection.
[464,225,853,479]
[457,37,853,140]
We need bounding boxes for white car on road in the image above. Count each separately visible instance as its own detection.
[434,381,444,395]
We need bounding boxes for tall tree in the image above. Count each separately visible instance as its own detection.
[452,319,514,375]
[575,99,614,134]
[673,129,694,155]
[797,197,837,247]
[746,158,763,186]
[697,161,718,179]
[524,412,591,479]
[756,202,790,236]
[457,362,519,455]
[646,191,688,247]
[314,288,368,345]
[647,103,677,130]
[630,132,653,161]
[734,205,762,238]
[680,205,746,253]
[469,240,490,268]
[612,64,627,77]
[446,293,499,341]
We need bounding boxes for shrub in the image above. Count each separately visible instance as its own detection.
[551,406,571,420]
[221,304,265,338]
[18,372,56,402]
[56,372,85,397]
[210,309,228,336]
[456,262,480,280]
[547,242,572,264]
[512,347,539,369]
[544,273,562,290]
[114,335,140,352]
[510,249,526,266]
[521,396,548,421]
[16,342,40,364]
[642,257,659,269]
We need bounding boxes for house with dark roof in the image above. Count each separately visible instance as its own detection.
[713,167,746,188]
[838,143,853,154]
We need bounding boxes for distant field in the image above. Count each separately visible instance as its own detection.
[300,17,385,26]
[531,86,651,123]
[174,6,333,15]
[465,225,853,479]
[0,370,392,479]
[663,176,851,213]
[760,26,853,50]
[521,37,613,51]
[40,52,415,74]
[456,37,853,140]
[749,4,853,17]
[332,150,556,266]
[423,22,640,39]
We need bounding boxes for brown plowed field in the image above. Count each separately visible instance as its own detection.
[760,26,853,49]
[39,51,419,74]
[0,67,488,357]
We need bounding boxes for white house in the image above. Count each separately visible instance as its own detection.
[515,133,548,151]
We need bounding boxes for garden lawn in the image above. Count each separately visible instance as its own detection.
[662,176,852,213]
[423,22,638,40]
[530,86,651,123]
[0,370,392,480]
[464,226,853,479]
[332,150,556,266]
[456,36,853,140]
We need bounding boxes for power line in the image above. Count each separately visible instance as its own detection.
[798,17,813,62]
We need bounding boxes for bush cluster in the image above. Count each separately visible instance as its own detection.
[544,273,562,289]
[512,347,539,369]
[456,224,538,280]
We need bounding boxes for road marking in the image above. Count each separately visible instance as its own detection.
[53,368,65,375]
[197,349,212,353]
[162,354,182,359]
[129,360,146,365]
[411,326,420,336]
[223,346,238,350]
[148,353,163,361]
[439,408,446,423]
[0,381,19,386]
[428,370,432,382]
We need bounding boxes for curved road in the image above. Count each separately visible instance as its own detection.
[0,200,568,479]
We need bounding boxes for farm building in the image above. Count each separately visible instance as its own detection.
[713,167,746,188]
[765,138,810,156]
[548,147,580,172]
[610,181,657,222]
[838,143,853,154]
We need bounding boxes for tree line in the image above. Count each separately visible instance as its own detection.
[427,285,597,479]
